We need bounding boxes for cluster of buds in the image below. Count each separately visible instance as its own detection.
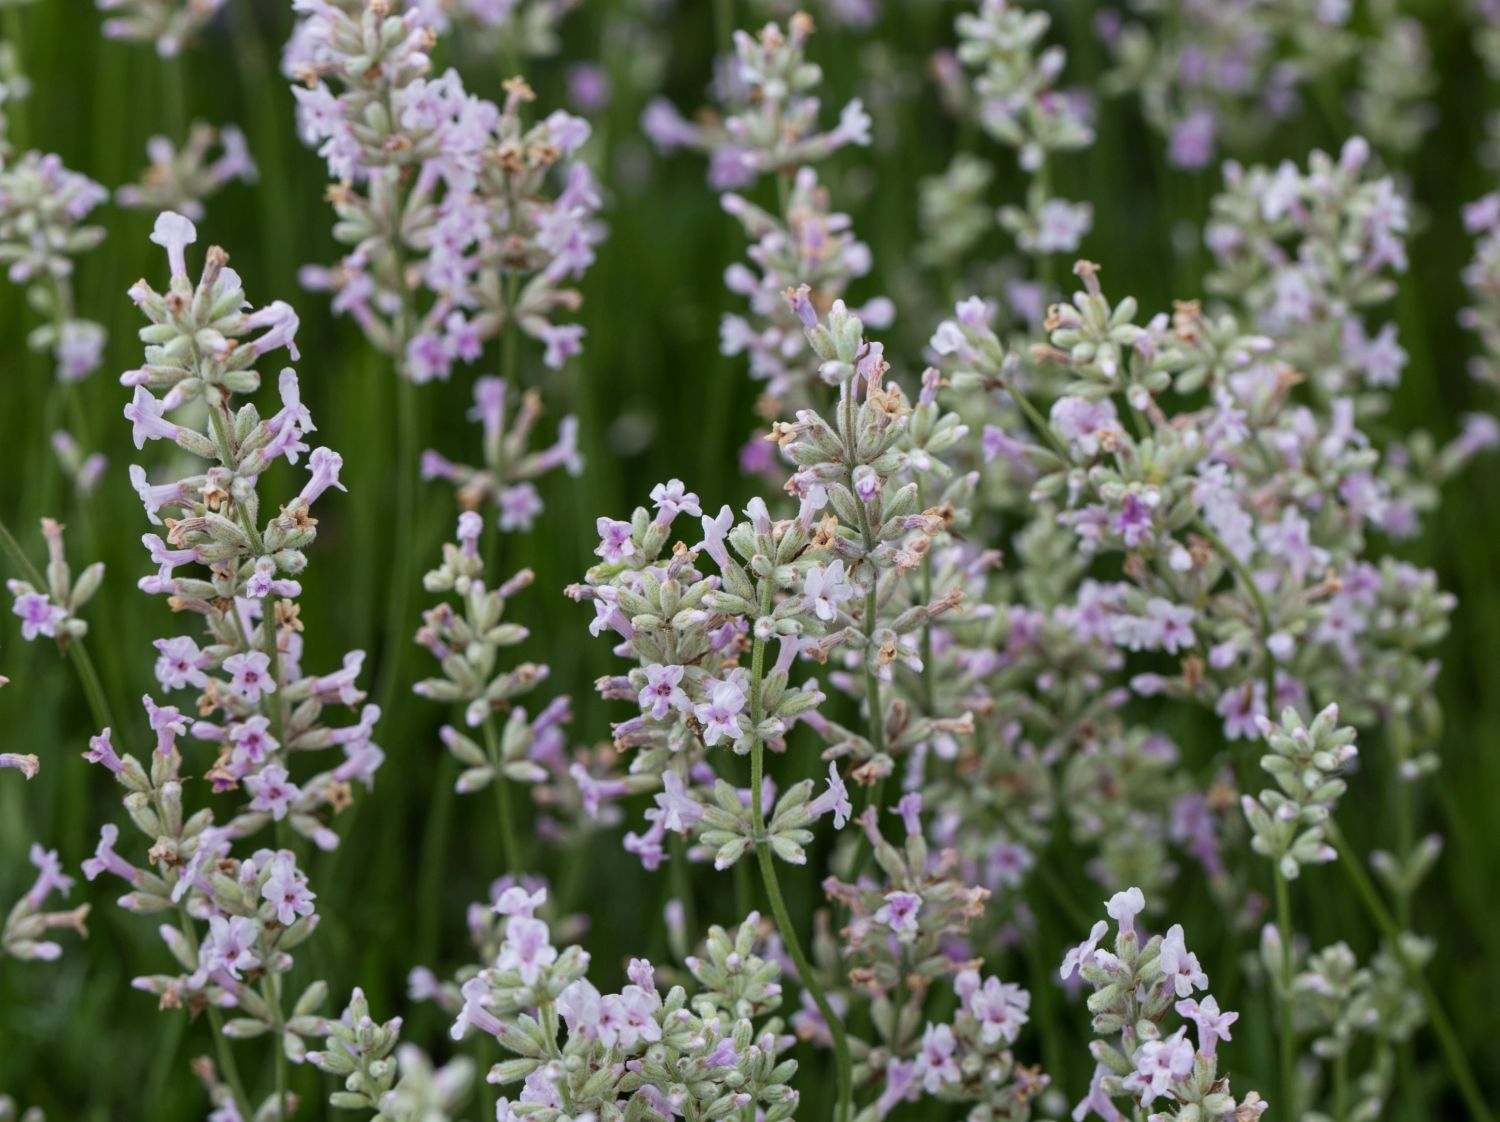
[641,13,871,189]
[307,987,406,1113]
[720,167,894,416]
[1241,704,1356,880]
[1286,938,1428,1118]
[954,0,1094,260]
[1463,192,1500,393]
[0,149,108,381]
[116,122,258,221]
[2,844,88,962]
[1066,887,1264,1122]
[414,511,571,788]
[450,902,800,1122]
[50,430,108,499]
[420,376,583,534]
[122,211,383,843]
[1204,138,1409,398]
[83,724,328,1120]
[418,0,578,58]
[96,0,228,56]
[287,2,603,380]
[6,518,103,647]
[1098,0,1354,169]
[1348,0,1437,156]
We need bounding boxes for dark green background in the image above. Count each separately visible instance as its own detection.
[1,0,1496,1116]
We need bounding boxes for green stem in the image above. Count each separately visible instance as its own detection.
[1328,823,1494,1122]
[1334,1049,1348,1122]
[746,578,852,1122]
[482,714,523,874]
[1273,868,1296,1118]
[373,372,418,717]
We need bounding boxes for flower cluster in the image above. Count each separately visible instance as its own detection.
[954,0,1095,259]
[6,517,103,646]
[96,0,228,56]
[1204,137,1410,399]
[415,511,571,791]
[287,2,603,380]
[720,166,893,416]
[1098,0,1352,169]
[641,13,871,189]
[0,149,108,381]
[1241,704,1356,880]
[84,722,329,1119]
[122,211,382,844]
[448,905,801,1122]
[2,843,88,962]
[1065,887,1263,1121]
[117,122,258,221]
[420,376,582,533]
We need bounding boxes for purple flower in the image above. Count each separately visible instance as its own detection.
[245,765,300,820]
[558,978,602,1037]
[1160,923,1208,997]
[594,517,636,564]
[10,588,66,640]
[223,651,276,702]
[694,505,734,569]
[299,446,346,507]
[200,914,261,982]
[143,695,187,756]
[1105,886,1145,937]
[654,771,703,834]
[123,386,182,449]
[638,663,688,720]
[25,844,74,909]
[497,916,557,985]
[539,323,585,370]
[1060,920,1109,980]
[694,677,747,746]
[874,890,923,942]
[969,974,1031,1045]
[82,824,139,885]
[498,483,543,532]
[1125,1028,1195,1105]
[807,763,852,829]
[149,210,197,279]
[649,479,702,524]
[915,1022,959,1093]
[1176,994,1237,1058]
[153,636,210,690]
[261,852,316,925]
[83,728,124,773]
[803,560,855,622]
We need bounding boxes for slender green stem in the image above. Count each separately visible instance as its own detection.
[1328,823,1494,1122]
[712,0,734,54]
[264,973,288,1122]
[746,578,852,1122]
[373,373,418,717]
[1334,1050,1348,1122]
[1272,868,1296,1118]
[482,714,523,874]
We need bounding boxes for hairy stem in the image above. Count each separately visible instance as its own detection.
[747,578,852,1122]
[482,714,524,874]
[177,908,251,1117]
[1272,868,1296,1118]
[1328,822,1493,1122]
